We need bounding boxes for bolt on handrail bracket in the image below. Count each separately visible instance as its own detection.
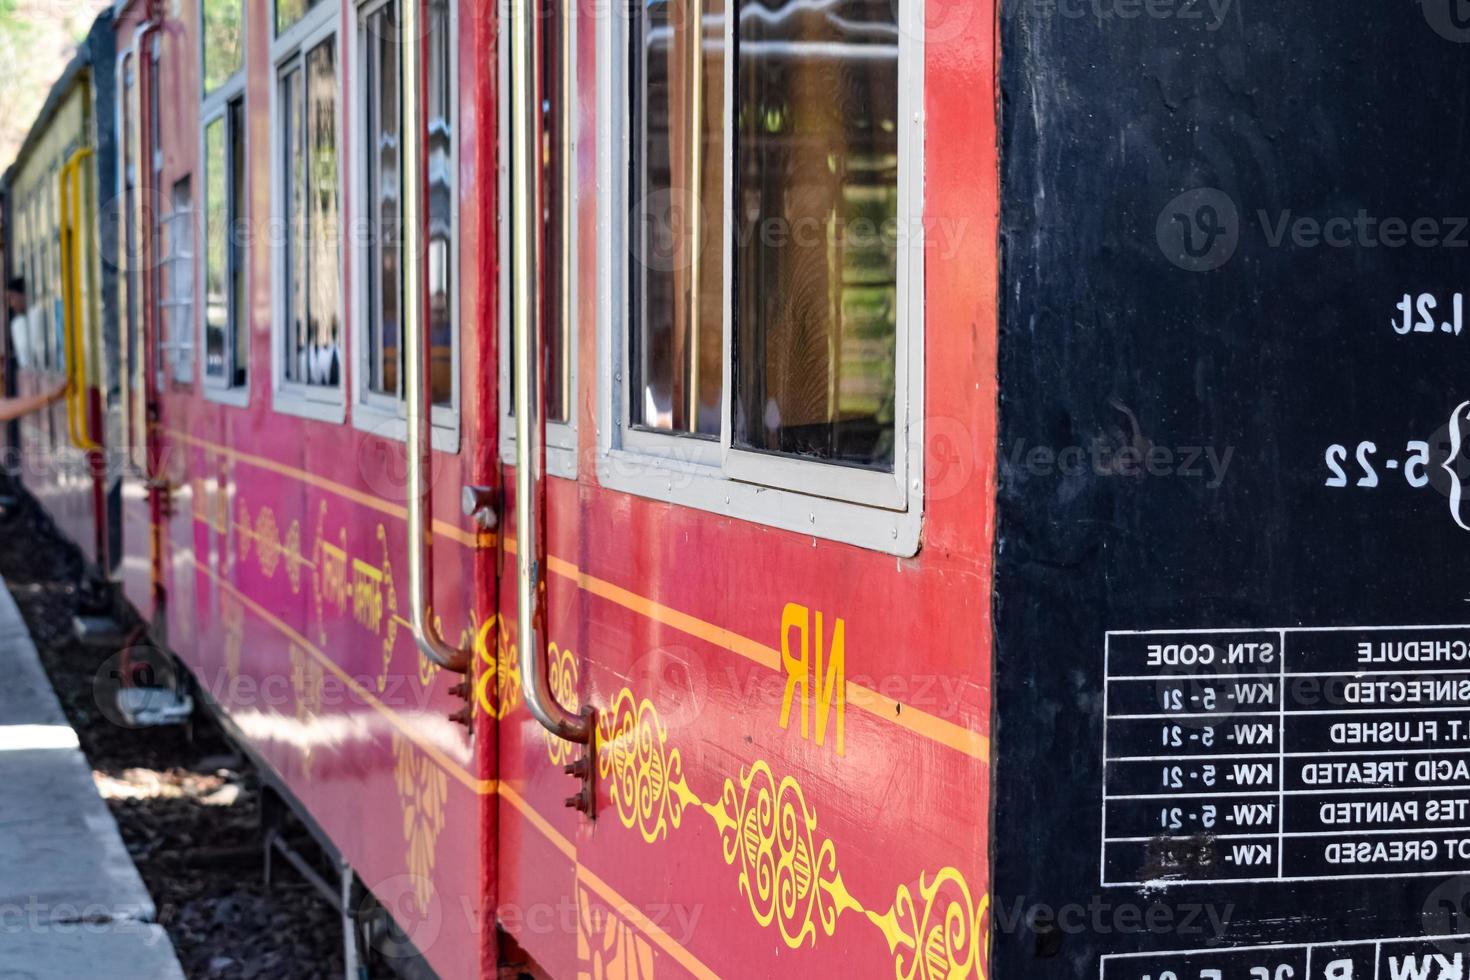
[510,0,590,745]
[403,0,468,674]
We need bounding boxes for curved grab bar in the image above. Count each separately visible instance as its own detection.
[70,150,97,451]
[59,157,82,447]
[510,0,589,744]
[402,0,468,674]
[59,149,98,451]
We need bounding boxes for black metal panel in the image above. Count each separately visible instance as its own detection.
[994,1,1470,977]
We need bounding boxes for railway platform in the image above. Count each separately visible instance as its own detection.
[0,575,185,979]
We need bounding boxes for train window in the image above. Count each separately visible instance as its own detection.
[360,0,402,403]
[204,120,227,381]
[595,0,924,551]
[229,98,248,388]
[727,0,901,473]
[272,10,345,422]
[47,173,61,372]
[497,0,575,475]
[425,0,453,413]
[276,0,325,37]
[629,0,724,440]
[202,0,244,94]
[119,52,149,470]
[352,0,458,447]
[202,99,248,394]
[160,178,195,384]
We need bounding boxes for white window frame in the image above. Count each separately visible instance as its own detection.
[593,0,925,555]
[497,0,578,479]
[348,0,460,453]
[200,67,249,405]
[270,5,347,424]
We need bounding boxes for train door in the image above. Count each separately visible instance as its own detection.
[114,33,166,627]
[494,0,997,971]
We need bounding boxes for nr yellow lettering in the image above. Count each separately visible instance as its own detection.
[777,603,846,757]
[812,611,845,755]
[779,603,809,737]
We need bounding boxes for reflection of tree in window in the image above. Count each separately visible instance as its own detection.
[204,118,226,378]
[363,0,453,408]
[275,0,323,35]
[364,1,402,399]
[307,41,340,387]
[228,98,247,387]
[733,0,899,470]
[426,0,452,407]
[203,0,244,93]
[282,65,306,384]
[282,40,340,389]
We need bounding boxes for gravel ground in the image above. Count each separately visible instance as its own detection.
[0,482,347,979]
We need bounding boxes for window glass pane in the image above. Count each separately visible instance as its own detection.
[282,41,340,389]
[508,0,561,424]
[202,0,244,93]
[282,65,305,382]
[542,0,568,423]
[204,117,227,378]
[275,0,323,35]
[306,39,341,386]
[731,0,899,470]
[229,98,248,387]
[122,60,147,467]
[49,175,61,370]
[631,0,724,436]
[164,177,193,383]
[427,0,452,408]
[365,0,402,399]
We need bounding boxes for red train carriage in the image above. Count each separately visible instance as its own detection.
[15,0,995,973]
[24,0,1470,975]
[2,14,118,574]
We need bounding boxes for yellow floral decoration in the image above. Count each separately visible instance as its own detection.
[392,733,448,916]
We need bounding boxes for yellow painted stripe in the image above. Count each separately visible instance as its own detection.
[191,556,717,976]
[166,429,492,549]
[540,552,988,762]
[499,783,720,977]
[546,555,780,672]
[578,863,721,980]
[498,781,574,858]
[184,553,495,795]
[170,429,986,761]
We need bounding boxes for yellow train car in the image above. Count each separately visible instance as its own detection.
[2,11,119,571]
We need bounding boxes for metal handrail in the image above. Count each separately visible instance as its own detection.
[59,155,82,447]
[59,148,98,451]
[402,0,469,674]
[511,0,588,744]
